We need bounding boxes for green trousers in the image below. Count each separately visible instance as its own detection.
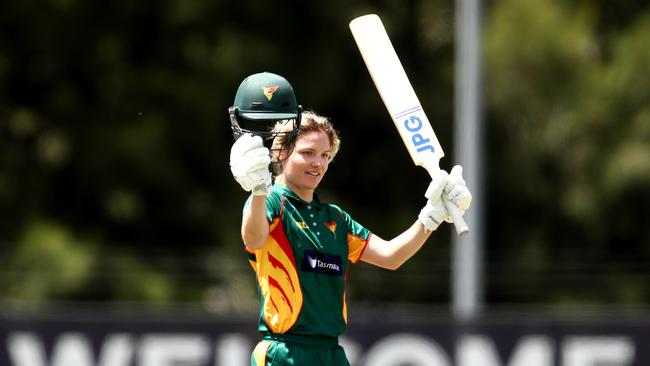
[251,334,350,366]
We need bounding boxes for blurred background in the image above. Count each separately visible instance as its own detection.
[1,0,649,364]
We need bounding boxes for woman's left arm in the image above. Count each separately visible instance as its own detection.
[360,166,472,270]
[360,221,431,270]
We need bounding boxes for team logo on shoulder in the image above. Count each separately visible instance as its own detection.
[263,86,279,101]
[324,221,337,234]
[295,221,308,229]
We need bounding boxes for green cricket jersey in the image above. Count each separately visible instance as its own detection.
[244,183,371,338]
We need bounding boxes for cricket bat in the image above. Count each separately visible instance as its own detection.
[350,14,470,236]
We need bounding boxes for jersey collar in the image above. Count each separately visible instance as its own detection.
[274,183,324,210]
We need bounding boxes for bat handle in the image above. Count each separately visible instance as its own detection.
[423,163,470,236]
[444,197,470,236]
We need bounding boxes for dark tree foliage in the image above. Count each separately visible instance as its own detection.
[0,0,648,310]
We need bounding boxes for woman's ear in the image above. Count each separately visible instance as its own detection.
[277,148,290,161]
[271,150,286,176]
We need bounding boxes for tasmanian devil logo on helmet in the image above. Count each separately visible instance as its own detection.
[263,86,279,101]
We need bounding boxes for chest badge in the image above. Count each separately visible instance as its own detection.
[295,221,309,229]
[324,221,337,234]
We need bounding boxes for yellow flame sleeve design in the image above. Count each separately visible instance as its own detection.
[250,218,303,333]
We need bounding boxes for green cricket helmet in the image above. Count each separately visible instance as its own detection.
[228,72,302,141]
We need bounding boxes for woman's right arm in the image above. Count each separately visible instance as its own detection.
[230,133,273,251]
[241,195,270,251]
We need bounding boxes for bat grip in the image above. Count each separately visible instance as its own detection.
[423,163,470,236]
[444,197,470,236]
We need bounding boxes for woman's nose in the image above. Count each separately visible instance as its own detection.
[312,156,326,167]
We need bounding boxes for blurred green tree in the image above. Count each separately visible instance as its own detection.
[0,0,648,309]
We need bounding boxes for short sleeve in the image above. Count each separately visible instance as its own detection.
[330,204,371,264]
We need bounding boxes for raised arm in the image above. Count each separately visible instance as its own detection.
[361,220,431,270]
[241,195,270,250]
[230,133,273,251]
[361,166,472,270]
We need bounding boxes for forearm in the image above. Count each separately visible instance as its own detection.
[385,221,431,269]
[241,195,269,250]
[363,220,432,270]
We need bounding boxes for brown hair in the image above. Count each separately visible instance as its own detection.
[270,110,341,176]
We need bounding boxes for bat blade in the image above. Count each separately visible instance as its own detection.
[350,14,469,236]
[349,14,444,171]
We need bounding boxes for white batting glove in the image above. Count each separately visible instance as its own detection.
[418,169,451,232]
[229,134,272,196]
[445,165,472,212]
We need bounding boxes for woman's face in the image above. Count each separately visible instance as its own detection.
[278,129,331,197]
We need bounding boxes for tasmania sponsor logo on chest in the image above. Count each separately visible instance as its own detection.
[301,250,343,276]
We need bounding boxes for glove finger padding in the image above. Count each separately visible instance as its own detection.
[446,186,472,211]
[229,133,272,195]
[419,169,452,232]
[230,151,270,178]
[445,165,472,211]
[242,148,272,171]
[230,134,270,173]
[424,169,449,201]
[230,134,264,160]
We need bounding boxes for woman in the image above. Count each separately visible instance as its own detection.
[230,110,472,366]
